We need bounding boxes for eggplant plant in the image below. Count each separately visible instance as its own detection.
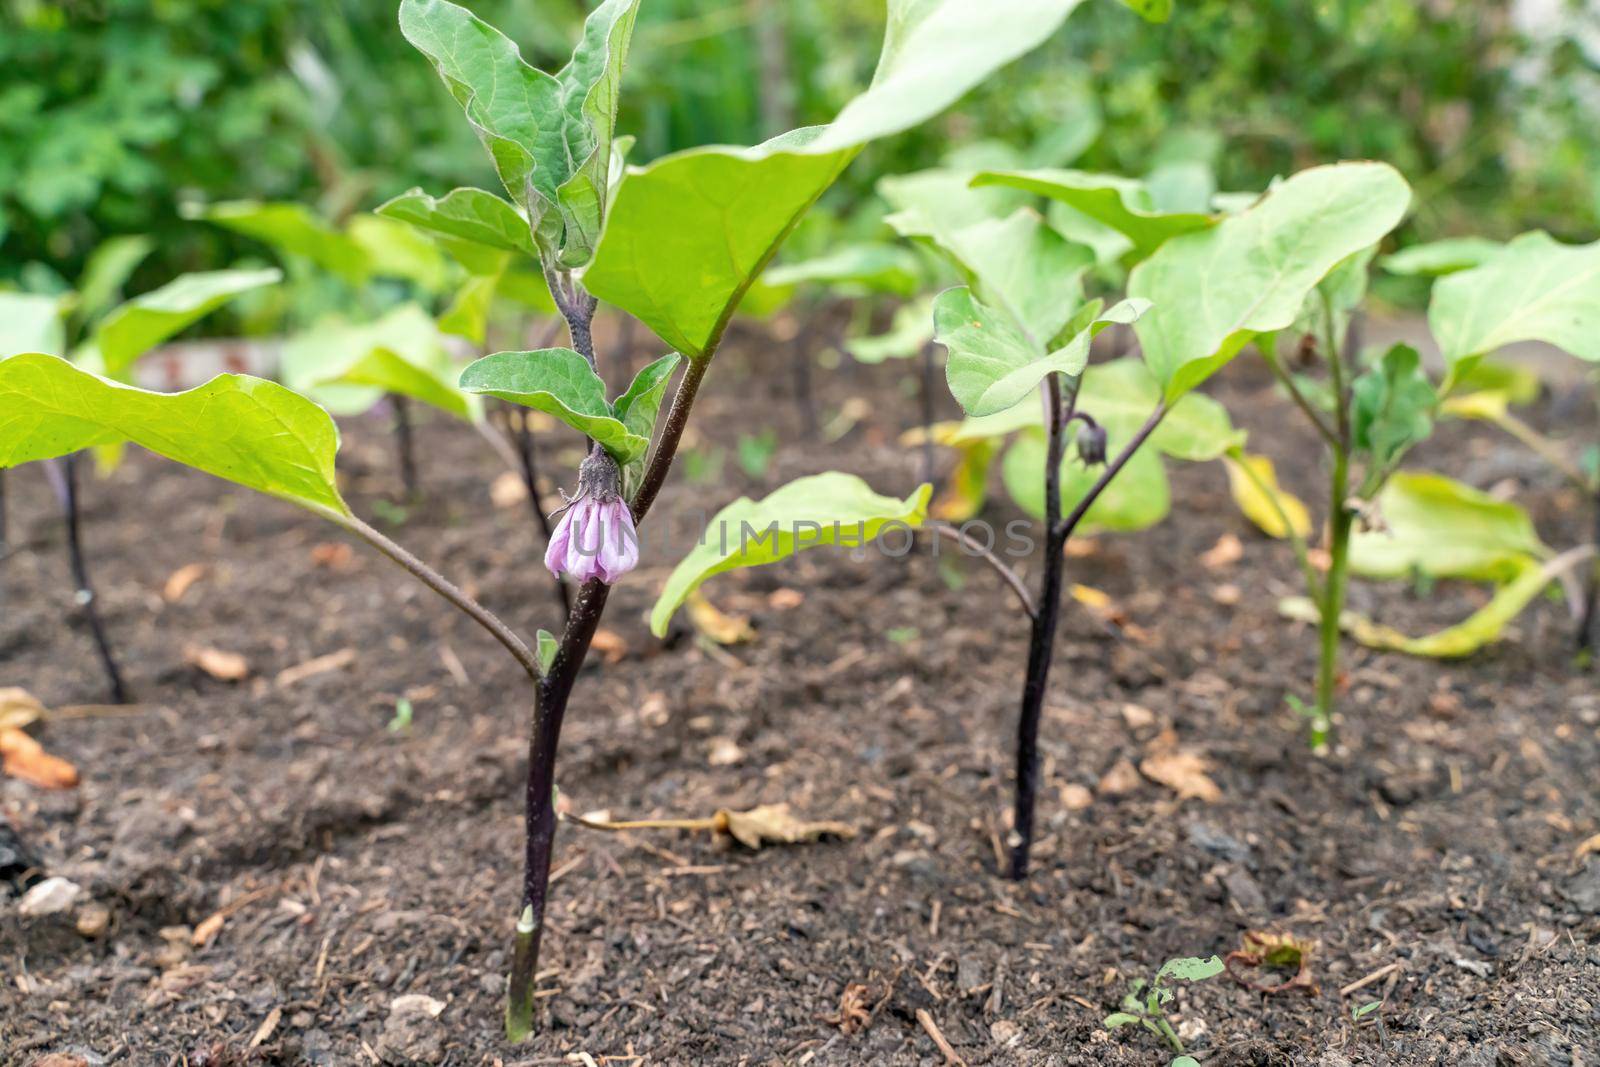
[1,0,1096,1039]
[0,252,279,702]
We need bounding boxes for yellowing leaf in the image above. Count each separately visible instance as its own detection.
[1225,451,1311,540]
[685,591,756,645]
[0,727,79,789]
[0,688,47,732]
[715,805,857,850]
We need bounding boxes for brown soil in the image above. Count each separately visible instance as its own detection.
[2,332,1597,1066]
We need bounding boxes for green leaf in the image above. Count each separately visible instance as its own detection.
[763,243,924,297]
[1350,471,1547,583]
[1351,343,1436,472]
[189,201,370,283]
[586,0,1088,360]
[0,352,347,516]
[536,630,559,676]
[1003,428,1170,531]
[972,168,1212,258]
[376,186,537,257]
[437,272,501,345]
[346,215,451,292]
[0,293,67,358]
[613,352,681,491]
[1448,357,1541,406]
[1157,956,1225,983]
[935,286,1148,416]
[1130,162,1412,401]
[1429,231,1600,366]
[1117,0,1173,22]
[1172,1057,1202,1067]
[284,304,464,418]
[848,296,936,364]
[1224,450,1313,540]
[1102,1012,1142,1030]
[399,0,641,268]
[459,348,649,463]
[340,347,474,422]
[650,474,931,636]
[76,235,156,323]
[1380,236,1502,277]
[92,269,283,377]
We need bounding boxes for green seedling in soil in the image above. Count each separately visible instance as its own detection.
[1104,955,1224,1055]
[4,0,1096,1041]
[735,430,779,480]
[904,162,1400,875]
[1385,232,1600,657]
[0,249,280,703]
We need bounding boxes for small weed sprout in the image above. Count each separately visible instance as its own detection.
[1103,955,1224,1055]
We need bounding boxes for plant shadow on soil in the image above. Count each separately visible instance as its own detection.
[2,327,1598,1065]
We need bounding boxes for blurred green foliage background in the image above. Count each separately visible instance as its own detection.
[3,0,1597,294]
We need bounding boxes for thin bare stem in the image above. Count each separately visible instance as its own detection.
[1488,410,1591,492]
[925,521,1036,619]
[1263,344,1339,448]
[50,454,130,704]
[330,511,540,684]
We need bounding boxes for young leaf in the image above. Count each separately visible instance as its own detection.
[535,630,559,676]
[189,201,370,283]
[935,286,1148,416]
[763,243,924,297]
[613,353,682,491]
[1224,451,1312,540]
[346,215,451,293]
[0,293,67,359]
[91,269,283,377]
[376,186,537,257]
[0,353,347,516]
[1429,232,1600,367]
[399,0,640,268]
[585,0,1088,360]
[285,304,466,419]
[339,347,474,422]
[650,474,931,636]
[1380,236,1502,277]
[1351,343,1436,472]
[75,235,156,323]
[846,296,936,364]
[459,348,650,463]
[437,273,501,345]
[971,168,1213,258]
[1350,472,1546,583]
[1156,956,1226,983]
[1102,1012,1143,1029]
[1130,162,1412,401]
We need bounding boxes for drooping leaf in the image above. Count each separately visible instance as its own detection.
[612,352,682,491]
[585,0,1088,360]
[650,474,931,635]
[189,201,369,283]
[91,269,283,377]
[1380,236,1502,277]
[375,186,537,257]
[1448,357,1541,406]
[763,243,924,297]
[1224,450,1312,540]
[1130,162,1412,401]
[399,0,640,267]
[1351,343,1436,472]
[1350,471,1546,583]
[935,286,1148,416]
[460,348,650,462]
[971,168,1212,257]
[1429,231,1600,366]
[340,347,474,421]
[1002,428,1170,531]
[846,296,936,364]
[0,293,67,358]
[75,235,156,323]
[0,353,347,516]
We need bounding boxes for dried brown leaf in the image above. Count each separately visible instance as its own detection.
[0,727,79,789]
[714,804,856,850]
[1097,758,1142,797]
[162,562,210,602]
[185,645,251,682]
[1225,930,1319,995]
[308,542,354,569]
[1200,533,1243,569]
[591,628,629,664]
[1139,748,1222,803]
[686,591,756,645]
[0,687,46,732]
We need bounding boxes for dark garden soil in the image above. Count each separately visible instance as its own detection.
[2,325,1598,1066]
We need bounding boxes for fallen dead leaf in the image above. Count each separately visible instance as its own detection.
[162,562,210,602]
[591,628,628,664]
[767,588,805,610]
[1097,758,1142,796]
[1060,783,1093,810]
[1576,833,1600,860]
[275,648,357,687]
[686,591,756,645]
[1063,538,1099,558]
[1211,583,1242,606]
[490,470,529,509]
[185,645,251,682]
[1120,702,1156,730]
[1200,533,1243,569]
[824,982,875,1034]
[1139,733,1221,803]
[571,803,857,851]
[0,687,46,732]
[1,727,79,789]
[309,542,354,569]
[1225,930,1319,994]
[191,911,226,947]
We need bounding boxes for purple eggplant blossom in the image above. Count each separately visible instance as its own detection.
[544,447,639,585]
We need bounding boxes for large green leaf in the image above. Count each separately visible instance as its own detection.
[459,348,650,463]
[650,474,931,636]
[763,243,923,298]
[0,353,347,516]
[190,201,370,283]
[1380,237,1501,278]
[1129,162,1411,401]
[1350,472,1546,583]
[585,0,1086,361]
[1429,231,1600,366]
[971,168,1213,258]
[399,0,640,268]
[935,287,1148,416]
[1002,428,1169,531]
[91,269,283,377]
[346,215,451,293]
[283,304,460,417]
[377,186,537,257]
[0,293,67,358]
[1351,343,1436,472]
[76,235,156,323]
